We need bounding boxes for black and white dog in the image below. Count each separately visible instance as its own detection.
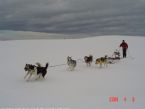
[67,56,77,71]
[24,63,49,80]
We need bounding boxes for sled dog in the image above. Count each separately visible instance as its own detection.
[95,55,108,68]
[67,56,77,71]
[84,55,93,66]
[24,63,49,80]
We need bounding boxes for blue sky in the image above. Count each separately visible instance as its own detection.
[0,0,145,39]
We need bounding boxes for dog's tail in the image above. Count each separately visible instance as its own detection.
[45,63,49,69]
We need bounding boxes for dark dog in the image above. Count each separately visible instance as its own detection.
[37,63,49,78]
[84,55,93,66]
[24,63,49,80]
[24,64,37,80]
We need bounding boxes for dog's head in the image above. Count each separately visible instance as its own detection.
[24,64,35,71]
[95,58,100,64]
[67,56,72,61]
[24,64,29,71]
[89,55,93,58]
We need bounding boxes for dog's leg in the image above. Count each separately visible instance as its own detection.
[24,72,29,79]
[100,63,102,68]
[106,63,108,67]
[35,73,42,80]
[27,73,33,81]
[95,62,98,68]
[86,63,88,67]
[68,66,71,71]
[87,63,89,67]
[72,67,74,71]
[89,62,91,67]
[70,66,73,71]
[71,65,74,71]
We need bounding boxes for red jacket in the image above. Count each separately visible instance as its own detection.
[120,42,128,49]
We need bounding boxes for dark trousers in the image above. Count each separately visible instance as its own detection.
[123,48,127,58]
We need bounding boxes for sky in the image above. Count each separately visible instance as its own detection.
[0,0,145,39]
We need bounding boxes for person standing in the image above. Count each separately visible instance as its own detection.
[120,40,128,58]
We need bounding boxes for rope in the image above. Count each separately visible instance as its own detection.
[76,59,85,63]
[49,58,85,68]
[49,63,67,68]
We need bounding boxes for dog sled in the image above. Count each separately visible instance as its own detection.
[107,49,121,64]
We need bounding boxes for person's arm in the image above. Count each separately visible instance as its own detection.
[120,43,122,47]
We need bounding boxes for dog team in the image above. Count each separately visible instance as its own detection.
[24,51,120,81]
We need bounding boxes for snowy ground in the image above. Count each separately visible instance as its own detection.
[0,36,145,109]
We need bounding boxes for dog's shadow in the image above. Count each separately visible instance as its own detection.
[24,76,45,82]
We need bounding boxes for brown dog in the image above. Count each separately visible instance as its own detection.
[95,56,108,68]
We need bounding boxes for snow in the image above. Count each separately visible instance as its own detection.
[0,36,145,109]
